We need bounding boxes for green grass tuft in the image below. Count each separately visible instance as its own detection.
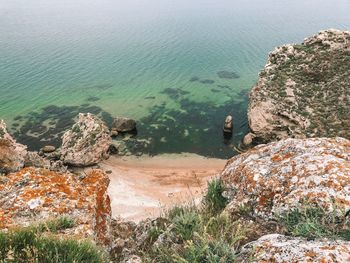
[0,225,107,262]
[203,179,228,215]
[278,205,350,240]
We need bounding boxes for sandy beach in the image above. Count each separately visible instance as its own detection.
[99,154,227,222]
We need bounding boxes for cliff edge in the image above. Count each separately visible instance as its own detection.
[247,29,350,145]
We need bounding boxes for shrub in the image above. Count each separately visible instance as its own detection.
[142,204,248,262]
[203,179,228,214]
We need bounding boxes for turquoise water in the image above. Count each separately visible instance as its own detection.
[0,0,349,158]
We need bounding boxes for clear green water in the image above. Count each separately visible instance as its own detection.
[1,0,349,158]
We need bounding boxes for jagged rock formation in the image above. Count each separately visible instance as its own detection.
[0,167,112,246]
[0,119,67,174]
[247,29,350,144]
[0,120,27,174]
[239,234,350,262]
[221,137,350,219]
[60,113,112,166]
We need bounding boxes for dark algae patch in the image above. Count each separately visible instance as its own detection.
[86,96,100,102]
[199,79,215,84]
[117,86,249,158]
[11,104,113,151]
[9,80,249,158]
[160,88,190,100]
[217,70,240,79]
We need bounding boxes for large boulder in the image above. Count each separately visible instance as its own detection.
[0,167,112,247]
[247,29,350,144]
[239,234,350,262]
[112,117,137,133]
[0,120,27,174]
[60,113,112,166]
[221,137,350,219]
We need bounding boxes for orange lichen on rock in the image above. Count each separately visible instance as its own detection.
[0,167,112,247]
[240,234,350,263]
[221,137,350,218]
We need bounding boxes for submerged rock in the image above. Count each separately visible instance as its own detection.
[60,113,112,166]
[112,117,137,133]
[247,29,350,144]
[239,234,350,263]
[0,120,27,174]
[221,137,350,219]
[0,167,112,246]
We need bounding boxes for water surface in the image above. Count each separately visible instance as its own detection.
[0,0,349,158]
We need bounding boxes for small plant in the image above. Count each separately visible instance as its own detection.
[37,216,75,233]
[203,179,228,215]
[278,205,350,240]
[173,233,237,263]
[172,210,201,241]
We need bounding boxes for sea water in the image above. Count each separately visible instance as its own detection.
[0,0,349,158]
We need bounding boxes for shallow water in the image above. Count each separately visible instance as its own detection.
[1,0,349,158]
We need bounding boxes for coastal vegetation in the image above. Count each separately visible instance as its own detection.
[0,217,106,263]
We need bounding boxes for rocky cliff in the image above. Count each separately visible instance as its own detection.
[0,167,112,247]
[247,29,350,145]
[222,137,350,219]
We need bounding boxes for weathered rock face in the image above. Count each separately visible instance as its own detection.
[60,113,112,166]
[0,120,27,174]
[112,117,136,133]
[247,29,350,144]
[0,167,112,246]
[221,137,350,219]
[239,234,350,263]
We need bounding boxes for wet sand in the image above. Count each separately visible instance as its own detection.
[99,154,227,222]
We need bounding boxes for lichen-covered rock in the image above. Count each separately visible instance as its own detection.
[221,137,350,219]
[60,113,112,166]
[0,120,27,174]
[239,234,350,263]
[0,167,112,246]
[247,29,350,144]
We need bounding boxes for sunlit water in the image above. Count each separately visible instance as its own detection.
[1,0,349,158]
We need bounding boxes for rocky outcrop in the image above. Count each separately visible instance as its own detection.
[112,117,137,133]
[247,29,350,144]
[0,167,112,246]
[223,115,233,133]
[239,234,350,263]
[60,113,112,166]
[0,120,27,174]
[221,137,350,219]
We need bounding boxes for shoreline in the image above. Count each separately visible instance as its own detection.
[99,154,227,222]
